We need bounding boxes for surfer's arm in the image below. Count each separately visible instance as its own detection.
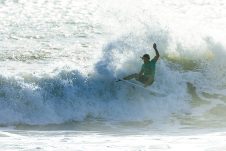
[153,43,160,60]
[138,69,144,77]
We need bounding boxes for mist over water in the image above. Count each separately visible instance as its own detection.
[0,0,226,130]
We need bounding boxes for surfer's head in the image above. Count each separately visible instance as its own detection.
[141,54,150,63]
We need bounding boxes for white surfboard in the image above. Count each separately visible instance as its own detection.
[116,79,166,96]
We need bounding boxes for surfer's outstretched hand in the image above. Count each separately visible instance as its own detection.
[153,43,157,49]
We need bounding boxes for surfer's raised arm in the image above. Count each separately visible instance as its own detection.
[153,43,160,60]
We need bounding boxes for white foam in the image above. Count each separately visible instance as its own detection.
[1,130,226,151]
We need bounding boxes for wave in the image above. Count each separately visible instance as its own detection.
[0,26,226,127]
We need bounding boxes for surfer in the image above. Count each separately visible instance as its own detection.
[123,43,160,87]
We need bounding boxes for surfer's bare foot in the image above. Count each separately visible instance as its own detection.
[144,84,148,87]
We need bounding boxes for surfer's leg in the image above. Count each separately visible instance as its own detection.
[137,76,154,85]
[148,79,154,85]
[123,73,139,80]
[136,75,147,83]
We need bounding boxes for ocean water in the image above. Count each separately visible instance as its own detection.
[0,0,226,150]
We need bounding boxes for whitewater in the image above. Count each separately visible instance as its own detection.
[0,0,226,150]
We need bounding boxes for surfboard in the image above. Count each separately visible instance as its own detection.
[116,79,165,96]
